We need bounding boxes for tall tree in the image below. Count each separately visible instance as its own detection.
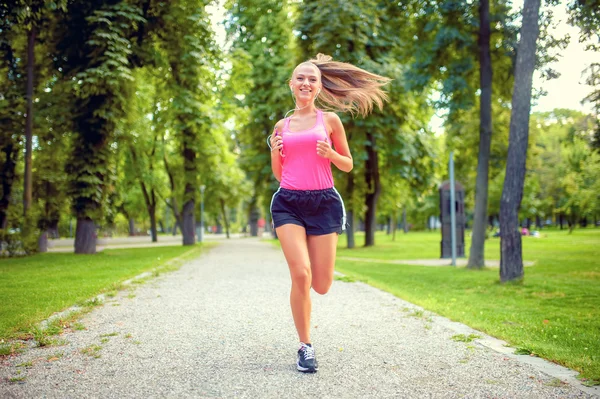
[57,1,145,253]
[297,0,433,247]
[499,0,542,282]
[402,0,516,265]
[0,3,24,230]
[157,0,217,245]
[467,0,493,269]
[9,1,67,221]
[225,0,297,236]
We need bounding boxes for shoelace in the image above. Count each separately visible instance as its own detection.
[301,344,315,360]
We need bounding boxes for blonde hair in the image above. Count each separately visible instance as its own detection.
[301,54,391,117]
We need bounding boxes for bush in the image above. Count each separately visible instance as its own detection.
[0,225,39,258]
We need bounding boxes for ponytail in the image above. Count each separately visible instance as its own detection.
[306,53,391,117]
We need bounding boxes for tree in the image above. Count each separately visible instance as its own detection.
[296,0,433,247]
[499,0,542,282]
[467,0,493,269]
[115,67,171,242]
[56,1,146,253]
[0,3,25,230]
[402,0,517,266]
[156,0,217,245]
[225,0,298,236]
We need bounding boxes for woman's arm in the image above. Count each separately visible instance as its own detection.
[270,121,285,181]
[318,112,353,173]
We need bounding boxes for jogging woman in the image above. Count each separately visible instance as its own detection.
[269,53,390,373]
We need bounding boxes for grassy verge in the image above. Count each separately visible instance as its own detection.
[331,228,599,384]
[0,243,212,342]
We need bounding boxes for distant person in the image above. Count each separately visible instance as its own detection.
[268,54,390,373]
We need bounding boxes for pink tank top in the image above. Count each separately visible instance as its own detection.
[279,110,334,190]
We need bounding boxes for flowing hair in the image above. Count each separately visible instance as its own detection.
[304,53,391,117]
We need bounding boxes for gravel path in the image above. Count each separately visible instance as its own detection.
[1,238,596,398]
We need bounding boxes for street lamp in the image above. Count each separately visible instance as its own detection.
[198,185,206,243]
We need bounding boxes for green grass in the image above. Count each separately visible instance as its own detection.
[0,244,209,341]
[333,228,600,384]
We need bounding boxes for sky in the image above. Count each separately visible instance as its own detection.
[207,1,599,117]
[527,2,598,114]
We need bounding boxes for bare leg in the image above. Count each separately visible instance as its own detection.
[307,233,338,295]
[276,224,312,343]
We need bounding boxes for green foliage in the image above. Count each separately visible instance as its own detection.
[527,109,599,225]
[403,0,516,112]
[60,1,145,220]
[296,0,436,245]
[0,215,38,257]
[225,0,298,214]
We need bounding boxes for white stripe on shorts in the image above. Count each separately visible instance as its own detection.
[269,187,282,229]
[332,187,347,231]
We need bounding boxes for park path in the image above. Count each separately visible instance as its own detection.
[1,238,595,398]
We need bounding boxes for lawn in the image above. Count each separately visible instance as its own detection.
[0,244,208,341]
[332,228,600,384]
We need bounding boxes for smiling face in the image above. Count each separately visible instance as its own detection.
[290,63,322,101]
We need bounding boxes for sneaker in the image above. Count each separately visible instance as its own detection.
[297,343,318,373]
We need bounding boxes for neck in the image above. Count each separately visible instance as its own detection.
[292,102,317,117]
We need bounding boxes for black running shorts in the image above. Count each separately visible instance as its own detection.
[270,187,346,235]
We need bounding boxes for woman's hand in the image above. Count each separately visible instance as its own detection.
[270,130,283,155]
[316,140,333,159]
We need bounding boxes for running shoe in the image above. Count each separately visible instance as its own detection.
[297,342,318,373]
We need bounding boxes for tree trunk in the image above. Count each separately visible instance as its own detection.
[468,0,493,270]
[220,198,230,239]
[23,27,35,216]
[536,215,542,229]
[131,146,158,242]
[163,146,183,237]
[49,221,59,239]
[568,216,575,233]
[149,205,157,242]
[345,173,355,249]
[499,0,541,283]
[38,230,48,253]
[559,213,564,229]
[392,211,397,241]
[181,127,196,246]
[249,200,259,237]
[181,198,195,245]
[129,218,135,236]
[364,132,380,247]
[403,207,408,233]
[74,218,96,254]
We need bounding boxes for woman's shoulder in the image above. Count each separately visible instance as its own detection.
[274,118,287,129]
[322,111,341,122]
[322,111,342,127]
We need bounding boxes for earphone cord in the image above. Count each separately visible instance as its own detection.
[267,89,320,152]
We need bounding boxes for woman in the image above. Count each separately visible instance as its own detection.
[269,54,390,373]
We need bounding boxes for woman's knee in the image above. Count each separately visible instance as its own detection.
[311,278,333,295]
[289,263,311,289]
